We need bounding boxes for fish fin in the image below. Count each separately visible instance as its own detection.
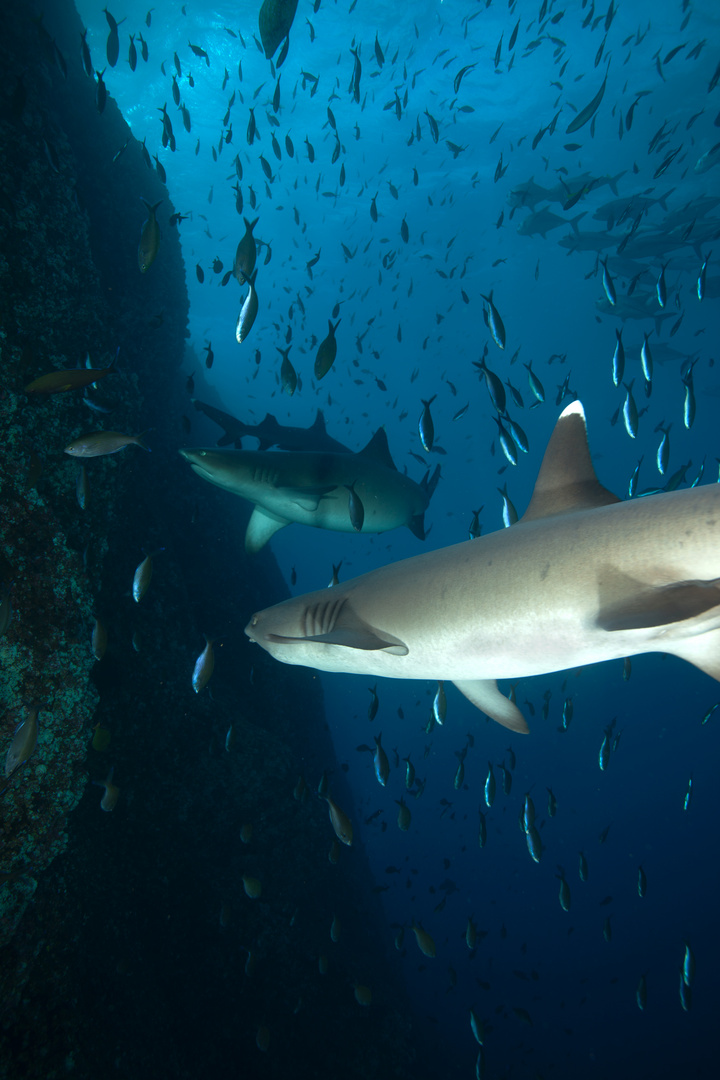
[245,507,288,553]
[276,485,336,510]
[311,410,328,432]
[663,626,720,682]
[453,679,530,733]
[357,427,397,470]
[597,578,720,632]
[408,513,427,540]
[421,464,442,502]
[608,171,626,196]
[520,401,619,522]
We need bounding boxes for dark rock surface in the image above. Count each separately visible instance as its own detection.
[0,3,427,1077]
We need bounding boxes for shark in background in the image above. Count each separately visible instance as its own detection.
[191,398,352,454]
[246,402,720,732]
[180,427,441,553]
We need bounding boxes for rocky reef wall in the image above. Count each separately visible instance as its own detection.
[0,3,424,1077]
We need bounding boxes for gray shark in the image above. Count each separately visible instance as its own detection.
[192,399,352,454]
[180,428,441,553]
[245,402,720,733]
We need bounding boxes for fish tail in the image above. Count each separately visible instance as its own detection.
[607,170,626,196]
[135,430,152,452]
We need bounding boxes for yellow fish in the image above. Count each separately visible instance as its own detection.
[138,198,162,272]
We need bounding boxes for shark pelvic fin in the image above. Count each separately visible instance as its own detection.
[245,507,289,553]
[276,485,336,511]
[453,679,530,733]
[597,578,720,632]
[521,401,620,523]
[663,626,720,682]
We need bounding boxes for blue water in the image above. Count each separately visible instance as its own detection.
[76,1,719,1075]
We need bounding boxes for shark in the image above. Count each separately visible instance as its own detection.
[245,402,720,733]
[180,427,441,553]
[191,399,352,454]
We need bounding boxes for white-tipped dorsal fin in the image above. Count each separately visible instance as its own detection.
[521,401,620,523]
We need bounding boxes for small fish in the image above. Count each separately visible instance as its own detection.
[5,707,39,777]
[636,975,647,1012]
[95,68,107,113]
[345,482,365,532]
[373,732,390,786]
[94,765,120,811]
[64,431,149,457]
[138,198,162,272]
[395,797,411,831]
[697,251,711,301]
[192,635,215,693]
[92,617,107,660]
[600,257,616,305]
[410,921,436,958]
[433,681,447,725]
[524,361,545,403]
[498,483,518,528]
[611,329,624,387]
[682,941,695,987]
[242,874,262,899]
[637,865,647,898]
[25,364,117,394]
[132,548,163,602]
[481,291,506,349]
[656,262,669,308]
[556,867,571,912]
[235,270,259,343]
[526,825,542,863]
[484,762,496,808]
[314,319,341,379]
[279,346,297,396]
[325,794,353,845]
[233,216,259,282]
[622,381,638,439]
[656,423,671,476]
[418,395,437,452]
[91,722,111,752]
[640,333,653,383]
[76,466,89,509]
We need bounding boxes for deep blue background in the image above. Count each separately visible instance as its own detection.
[75,1,719,1075]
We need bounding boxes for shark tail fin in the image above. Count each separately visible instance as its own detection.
[421,464,442,502]
[409,465,442,539]
[608,170,626,196]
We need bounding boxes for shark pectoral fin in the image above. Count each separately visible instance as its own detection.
[597,579,720,632]
[245,507,289,554]
[665,627,720,682]
[276,485,337,511]
[453,679,530,734]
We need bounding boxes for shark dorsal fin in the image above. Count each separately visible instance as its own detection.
[357,427,396,470]
[520,401,620,523]
[311,410,327,432]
